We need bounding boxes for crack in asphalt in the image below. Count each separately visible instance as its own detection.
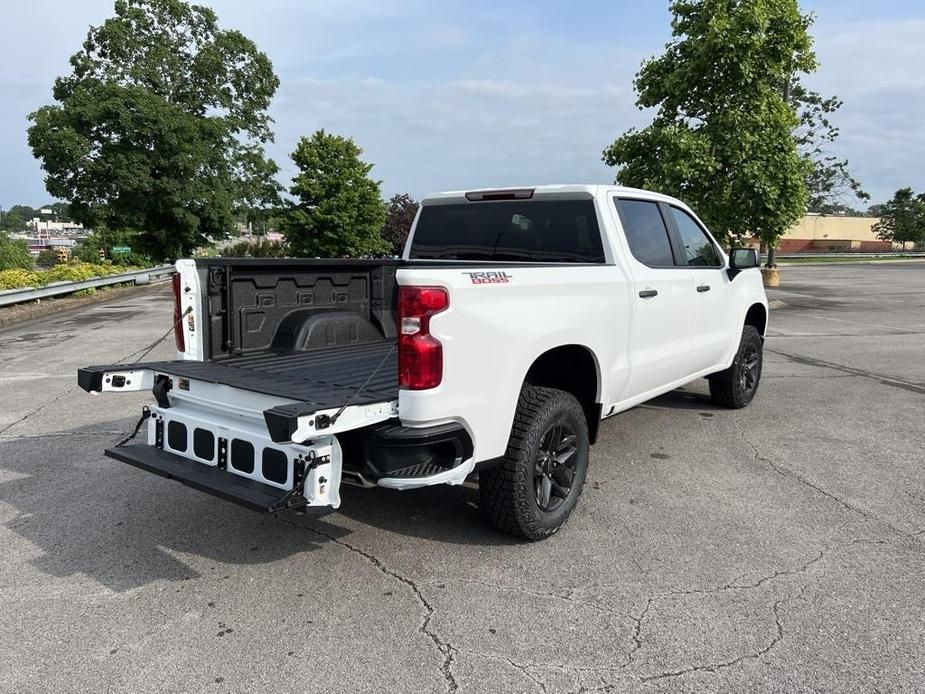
[443,526,886,690]
[279,519,458,693]
[638,583,810,683]
[0,385,80,436]
[734,418,921,542]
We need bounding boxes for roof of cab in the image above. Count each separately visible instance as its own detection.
[421,184,678,205]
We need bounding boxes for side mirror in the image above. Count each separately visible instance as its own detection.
[727,248,759,280]
[730,248,759,269]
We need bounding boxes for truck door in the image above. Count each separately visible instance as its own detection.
[663,205,737,373]
[613,198,695,398]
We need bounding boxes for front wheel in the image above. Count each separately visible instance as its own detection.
[708,324,763,408]
[479,386,590,541]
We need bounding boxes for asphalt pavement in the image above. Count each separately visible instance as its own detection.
[0,263,923,693]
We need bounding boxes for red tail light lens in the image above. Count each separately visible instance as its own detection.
[398,286,448,390]
[172,273,185,352]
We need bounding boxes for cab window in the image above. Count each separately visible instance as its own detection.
[614,199,675,267]
[668,207,721,267]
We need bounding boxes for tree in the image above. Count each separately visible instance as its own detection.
[381,193,419,256]
[73,229,150,266]
[282,130,388,258]
[0,205,35,232]
[0,233,34,271]
[789,79,868,212]
[36,248,62,268]
[223,238,290,258]
[603,0,815,267]
[873,188,925,249]
[27,0,280,261]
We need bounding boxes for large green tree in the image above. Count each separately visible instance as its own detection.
[27,0,280,261]
[282,130,388,258]
[873,188,925,249]
[603,0,815,266]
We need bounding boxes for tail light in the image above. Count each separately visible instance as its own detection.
[398,286,448,390]
[172,273,185,352]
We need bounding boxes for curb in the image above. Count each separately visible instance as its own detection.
[0,281,169,331]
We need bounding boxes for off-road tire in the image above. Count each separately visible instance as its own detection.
[479,386,589,541]
[708,324,763,408]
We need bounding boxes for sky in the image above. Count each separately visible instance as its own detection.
[1,0,923,209]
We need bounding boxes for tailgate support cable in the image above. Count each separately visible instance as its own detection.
[329,345,396,426]
[115,406,151,448]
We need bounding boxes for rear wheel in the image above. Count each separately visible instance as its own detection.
[479,386,589,541]
[708,324,763,408]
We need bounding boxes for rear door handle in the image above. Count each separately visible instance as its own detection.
[638,289,658,299]
[696,285,711,293]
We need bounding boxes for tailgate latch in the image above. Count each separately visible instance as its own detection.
[153,375,172,408]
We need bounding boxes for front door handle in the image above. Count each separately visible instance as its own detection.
[696,285,711,293]
[638,289,658,299]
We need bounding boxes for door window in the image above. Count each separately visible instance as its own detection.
[668,207,721,267]
[614,199,675,267]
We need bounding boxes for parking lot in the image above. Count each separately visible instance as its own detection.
[1,263,923,693]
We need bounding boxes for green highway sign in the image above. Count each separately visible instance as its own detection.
[111,246,131,254]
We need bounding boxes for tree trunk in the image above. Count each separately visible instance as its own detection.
[767,245,777,268]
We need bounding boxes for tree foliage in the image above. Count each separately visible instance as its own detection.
[223,238,290,258]
[0,233,35,271]
[282,130,388,258]
[789,79,868,212]
[603,0,815,264]
[27,0,280,261]
[872,188,925,248]
[381,193,419,256]
[0,205,36,232]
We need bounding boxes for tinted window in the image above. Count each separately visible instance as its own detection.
[409,200,605,263]
[615,199,675,267]
[669,207,721,267]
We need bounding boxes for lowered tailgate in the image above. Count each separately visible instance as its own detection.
[78,341,399,442]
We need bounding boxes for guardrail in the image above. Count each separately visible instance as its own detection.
[0,265,175,308]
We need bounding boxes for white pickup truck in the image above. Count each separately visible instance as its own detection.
[79,184,767,540]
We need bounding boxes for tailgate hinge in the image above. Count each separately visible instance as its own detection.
[267,450,330,514]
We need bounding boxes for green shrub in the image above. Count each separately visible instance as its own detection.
[0,269,41,290]
[0,233,34,271]
[0,262,139,290]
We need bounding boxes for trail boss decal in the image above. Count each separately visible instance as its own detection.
[464,271,512,285]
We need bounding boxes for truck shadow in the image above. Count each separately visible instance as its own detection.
[639,385,726,412]
[0,419,511,592]
[329,483,516,547]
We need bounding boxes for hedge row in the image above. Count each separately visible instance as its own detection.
[0,263,140,291]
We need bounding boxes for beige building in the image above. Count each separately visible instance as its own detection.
[745,214,894,253]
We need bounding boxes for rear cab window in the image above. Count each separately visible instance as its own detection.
[409,199,605,263]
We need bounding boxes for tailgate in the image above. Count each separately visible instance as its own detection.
[78,341,399,443]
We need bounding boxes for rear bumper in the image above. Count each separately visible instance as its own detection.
[342,420,474,483]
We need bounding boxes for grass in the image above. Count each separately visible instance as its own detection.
[778,255,924,265]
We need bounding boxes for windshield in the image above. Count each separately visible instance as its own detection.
[409,200,605,263]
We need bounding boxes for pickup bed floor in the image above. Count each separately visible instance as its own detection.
[105,341,398,407]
